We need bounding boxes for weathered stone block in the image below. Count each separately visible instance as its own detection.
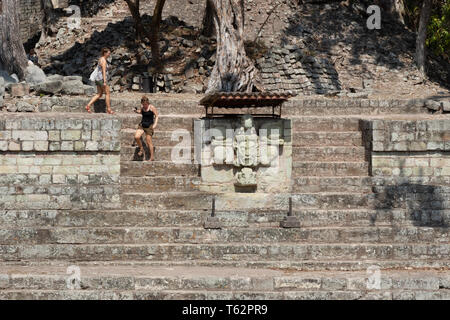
[62,80,85,95]
[8,141,21,151]
[48,131,60,141]
[203,216,222,229]
[60,141,74,151]
[21,141,34,151]
[49,142,61,151]
[61,130,81,141]
[10,83,30,97]
[74,141,85,151]
[280,216,301,228]
[34,141,49,151]
[85,141,99,151]
[52,175,66,184]
[0,141,8,151]
[35,80,63,95]
[0,131,11,140]
[12,130,48,141]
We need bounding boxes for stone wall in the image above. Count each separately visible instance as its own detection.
[0,114,121,210]
[362,118,450,218]
[19,0,43,42]
[256,46,341,95]
[19,0,70,42]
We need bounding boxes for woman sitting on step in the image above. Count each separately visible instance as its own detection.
[134,96,159,161]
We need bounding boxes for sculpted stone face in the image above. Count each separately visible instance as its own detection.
[243,114,253,129]
[198,117,292,193]
[234,115,258,167]
[235,167,257,186]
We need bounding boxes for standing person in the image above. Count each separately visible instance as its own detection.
[85,47,115,114]
[27,49,39,66]
[134,96,159,161]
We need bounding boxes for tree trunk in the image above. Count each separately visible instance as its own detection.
[0,0,28,79]
[387,0,405,24]
[124,0,145,40]
[124,0,165,71]
[206,0,263,93]
[415,0,432,76]
[201,0,215,37]
[149,0,166,71]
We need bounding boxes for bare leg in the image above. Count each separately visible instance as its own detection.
[135,129,145,157]
[146,134,154,161]
[85,85,103,112]
[105,85,114,114]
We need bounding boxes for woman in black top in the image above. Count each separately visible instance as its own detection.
[134,96,159,161]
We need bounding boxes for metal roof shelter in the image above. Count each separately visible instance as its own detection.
[199,92,295,118]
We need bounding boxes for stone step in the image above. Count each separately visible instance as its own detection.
[0,265,448,300]
[1,288,447,300]
[293,146,366,162]
[120,146,195,162]
[120,161,200,177]
[0,226,447,245]
[1,259,448,272]
[283,99,426,116]
[119,133,366,164]
[37,95,427,118]
[119,130,363,150]
[39,97,426,117]
[292,117,360,132]
[292,131,363,147]
[1,243,449,261]
[120,146,366,163]
[292,162,369,177]
[120,176,201,192]
[1,209,448,228]
[40,97,202,115]
[121,192,371,210]
[118,114,197,131]
[121,176,372,194]
[121,130,194,147]
[292,177,372,193]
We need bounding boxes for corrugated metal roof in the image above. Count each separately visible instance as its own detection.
[199,92,295,107]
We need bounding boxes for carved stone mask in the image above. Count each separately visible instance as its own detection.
[242,115,253,129]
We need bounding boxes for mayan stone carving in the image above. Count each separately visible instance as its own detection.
[197,115,292,193]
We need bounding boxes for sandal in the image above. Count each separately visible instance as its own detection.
[137,148,144,157]
[85,105,92,113]
[107,109,115,115]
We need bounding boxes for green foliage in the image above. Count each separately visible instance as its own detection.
[426,0,450,57]
[404,0,450,59]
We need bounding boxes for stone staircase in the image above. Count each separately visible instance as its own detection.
[0,265,449,300]
[1,95,449,299]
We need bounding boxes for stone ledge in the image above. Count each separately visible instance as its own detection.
[362,118,450,152]
[0,114,121,152]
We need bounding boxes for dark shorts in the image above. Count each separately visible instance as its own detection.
[138,124,154,136]
[95,81,107,86]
